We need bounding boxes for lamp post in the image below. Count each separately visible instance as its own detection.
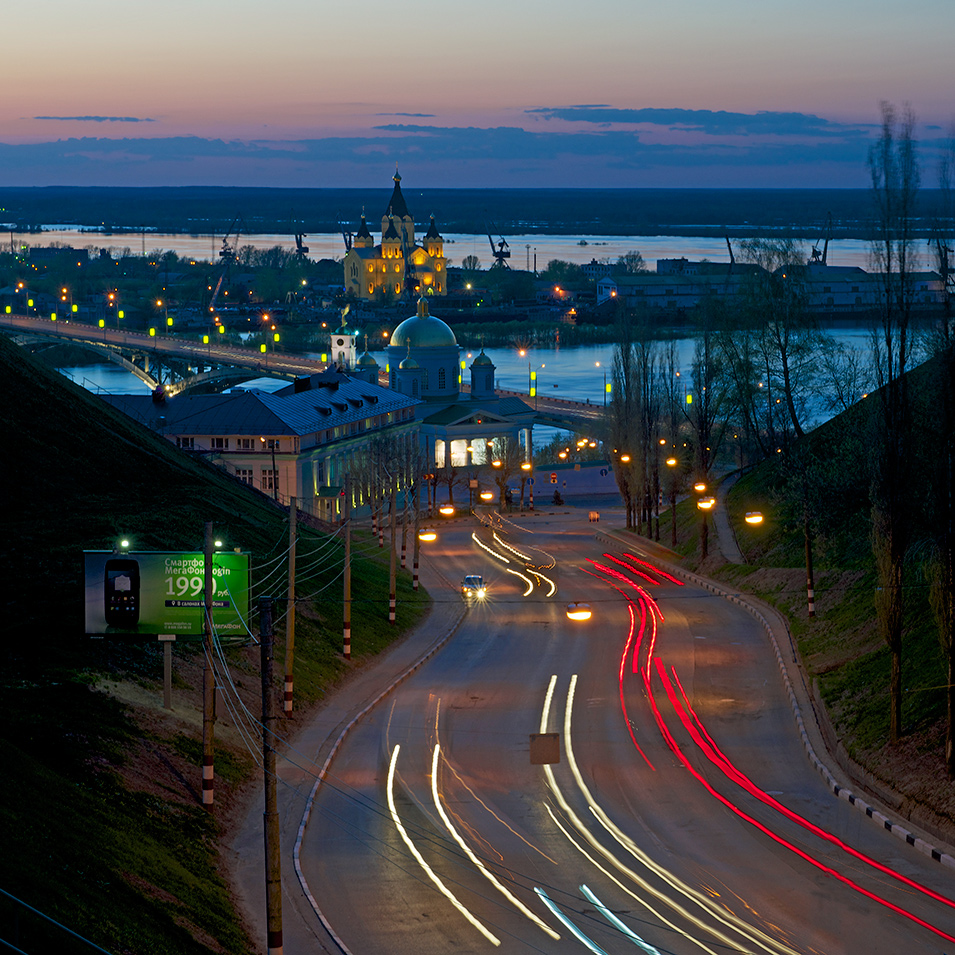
[521,461,534,514]
[596,362,610,406]
[695,483,714,558]
[666,455,679,547]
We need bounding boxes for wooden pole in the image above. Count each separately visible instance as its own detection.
[389,488,397,624]
[343,480,352,659]
[259,597,284,955]
[412,482,421,591]
[202,522,216,807]
[283,497,296,717]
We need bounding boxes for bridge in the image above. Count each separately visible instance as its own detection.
[1,312,607,431]
[0,312,329,396]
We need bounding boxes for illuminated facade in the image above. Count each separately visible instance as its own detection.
[343,170,447,302]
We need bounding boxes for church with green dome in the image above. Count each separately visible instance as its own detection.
[341,297,536,475]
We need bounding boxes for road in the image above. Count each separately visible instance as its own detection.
[235,511,955,955]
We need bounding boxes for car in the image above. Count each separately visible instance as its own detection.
[461,575,487,599]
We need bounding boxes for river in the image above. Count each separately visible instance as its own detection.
[59,329,877,448]
[15,228,879,271]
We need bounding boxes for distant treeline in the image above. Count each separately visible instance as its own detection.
[2,185,949,240]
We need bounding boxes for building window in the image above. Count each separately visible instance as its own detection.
[211,437,229,450]
[262,469,278,492]
[176,436,194,449]
[438,367,447,389]
[237,438,253,450]
[263,439,280,451]
[236,469,253,485]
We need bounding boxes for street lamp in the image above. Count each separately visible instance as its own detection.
[596,361,611,406]
[520,460,531,512]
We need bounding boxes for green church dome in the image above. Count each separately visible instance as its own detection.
[390,298,457,349]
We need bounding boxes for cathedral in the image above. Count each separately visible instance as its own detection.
[343,170,448,302]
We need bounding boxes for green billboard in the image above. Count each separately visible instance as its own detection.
[84,551,250,638]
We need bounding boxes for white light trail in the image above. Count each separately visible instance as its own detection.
[386,745,501,947]
[430,744,560,940]
[504,566,535,596]
[471,531,511,563]
[562,675,798,955]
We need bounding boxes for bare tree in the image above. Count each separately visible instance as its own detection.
[685,298,731,558]
[926,124,955,774]
[737,237,819,444]
[615,250,648,274]
[867,101,921,742]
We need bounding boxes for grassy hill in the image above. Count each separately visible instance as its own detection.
[0,334,428,953]
[684,356,955,835]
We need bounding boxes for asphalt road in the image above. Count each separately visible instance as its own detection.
[231,508,955,955]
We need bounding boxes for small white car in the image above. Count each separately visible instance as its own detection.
[461,575,487,599]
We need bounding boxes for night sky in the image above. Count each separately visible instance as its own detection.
[3,0,951,188]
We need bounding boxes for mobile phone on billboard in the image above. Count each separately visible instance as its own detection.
[104,559,141,628]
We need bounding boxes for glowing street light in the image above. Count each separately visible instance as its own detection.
[745,512,764,525]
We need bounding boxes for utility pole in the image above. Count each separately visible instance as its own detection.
[389,487,397,624]
[412,480,421,591]
[259,596,284,955]
[343,480,352,659]
[804,512,816,619]
[202,522,216,808]
[283,497,297,717]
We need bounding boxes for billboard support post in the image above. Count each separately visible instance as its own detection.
[202,522,216,808]
[159,634,176,709]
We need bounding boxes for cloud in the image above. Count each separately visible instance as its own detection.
[34,115,156,123]
[376,112,436,118]
[526,106,867,138]
[2,116,937,187]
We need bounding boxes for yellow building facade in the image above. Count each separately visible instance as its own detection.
[343,170,447,302]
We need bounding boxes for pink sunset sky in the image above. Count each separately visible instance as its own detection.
[2,0,951,187]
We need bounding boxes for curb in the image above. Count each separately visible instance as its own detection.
[291,566,470,955]
[594,529,955,871]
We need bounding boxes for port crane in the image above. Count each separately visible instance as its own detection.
[487,226,511,268]
[809,213,832,265]
[208,217,242,318]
